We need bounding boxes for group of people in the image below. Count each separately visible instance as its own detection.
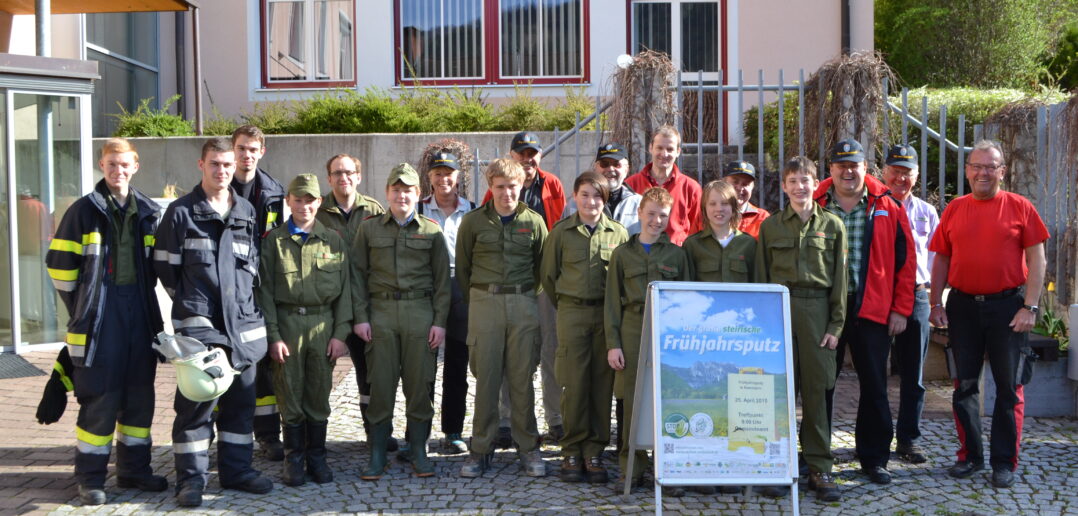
[43,121,1048,507]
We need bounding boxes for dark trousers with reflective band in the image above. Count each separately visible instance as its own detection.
[345,333,371,410]
[468,289,540,454]
[894,289,930,445]
[253,356,279,439]
[441,278,470,435]
[838,316,894,469]
[173,362,259,490]
[366,298,438,426]
[73,284,156,488]
[271,310,336,424]
[615,309,648,482]
[790,295,837,474]
[948,291,1026,470]
[556,303,613,459]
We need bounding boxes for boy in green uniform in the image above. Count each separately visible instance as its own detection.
[314,154,400,453]
[352,163,451,480]
[684,180,756,283]
[605,187,692,490]
[456,158,548,478]
[541,171,629,484]
[754,157,847,501]
[256,174,352,487]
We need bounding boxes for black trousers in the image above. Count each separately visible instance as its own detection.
[252,356,280,440]
[73,285,157,488]
[948,291,1026,470]
[440,277,470,435]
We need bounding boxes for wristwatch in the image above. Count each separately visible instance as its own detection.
[1023,304,1039,315]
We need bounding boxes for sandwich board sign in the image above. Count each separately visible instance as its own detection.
[624,282,799,515]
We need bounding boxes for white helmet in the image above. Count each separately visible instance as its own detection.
[174,347,240,402]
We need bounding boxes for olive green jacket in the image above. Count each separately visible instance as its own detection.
[540,213,628,305]
[455,201,548,303]
[256,220,353,344]
[350,211,452,328]
[315,192,385,245]
[683,227,757,283]
[604,233,691,350]
[755,203,848,337]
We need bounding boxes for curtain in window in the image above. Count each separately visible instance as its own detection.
[401,0,484,79]
[501,0,581,78]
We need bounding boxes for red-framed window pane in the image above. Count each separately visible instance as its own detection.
[397,0,589,86]
[262,0,357,88]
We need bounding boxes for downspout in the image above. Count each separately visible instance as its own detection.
[841,0,851,55]
[192,6,203,135]
[35,0,50,56]
[175,10,187,120]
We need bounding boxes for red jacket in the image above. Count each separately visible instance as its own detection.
[482,168,565,231]
[624,163,702,245]
[738,204,770,238]
[813,174,915,325]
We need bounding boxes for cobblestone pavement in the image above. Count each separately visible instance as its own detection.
[1,351,1076,515]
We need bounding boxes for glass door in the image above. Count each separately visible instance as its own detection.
[6,91,91,353]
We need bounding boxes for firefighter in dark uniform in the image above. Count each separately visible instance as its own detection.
[257,174,351,487]
[313,153,399,453]
[154,137,274,507]
[230,125,288,461]
[353,164,451,479]
[46,138,167,505]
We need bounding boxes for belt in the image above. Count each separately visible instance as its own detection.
[915,282,930,291]
[788,287,829,299]
[558,294,603,306]
[951,287,1021,302]
[278,304,331,315]
[472,283,534,295]
[371,290,432,300]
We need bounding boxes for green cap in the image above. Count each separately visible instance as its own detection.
[287,173,321,198]
[387,163,420,187]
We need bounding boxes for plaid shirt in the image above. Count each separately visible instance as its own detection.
[826,190,867,294]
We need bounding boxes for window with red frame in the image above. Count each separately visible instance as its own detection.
[262,0,356,88]
[397,0,588,85]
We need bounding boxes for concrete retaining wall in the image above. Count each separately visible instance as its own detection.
[99,132,606,203]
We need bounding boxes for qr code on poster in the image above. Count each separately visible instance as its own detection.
[767,443,781,456]
[664,443,675,453]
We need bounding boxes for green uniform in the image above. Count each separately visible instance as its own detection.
[604,234,691,481]
[316,192,385,243]
[540,213,628,459]
[754,203,847,474]
[256,220,352,424]
[683,228,756,282]
[351,212,451,427]
[456,200,547,454]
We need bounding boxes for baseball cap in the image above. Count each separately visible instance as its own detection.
[386,163,421,188]
[884,144,918,169]
[428,151,461,171]
[287,173,321,198]
[596,142,627,162]
[511,131,543,153]
[829,138,865,163]
[722,161,756,180]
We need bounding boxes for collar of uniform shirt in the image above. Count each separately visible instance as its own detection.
[393,211,415,227]
[287,217,310,241]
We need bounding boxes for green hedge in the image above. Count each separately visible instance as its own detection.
[113,86,603,137]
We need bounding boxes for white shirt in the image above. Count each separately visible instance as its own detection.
[419,195,474,274]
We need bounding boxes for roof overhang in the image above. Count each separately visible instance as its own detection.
[0,0,197,15]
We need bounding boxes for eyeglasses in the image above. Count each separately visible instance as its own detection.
[329,170,358,178]
[966,163,1001,173]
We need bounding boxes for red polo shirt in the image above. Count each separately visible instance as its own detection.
[624,163,702,245]
[929,191,1049,295]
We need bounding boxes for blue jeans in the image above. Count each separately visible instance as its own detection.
[894,288,930,445]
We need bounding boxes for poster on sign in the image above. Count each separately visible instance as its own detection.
[626,282,798,495]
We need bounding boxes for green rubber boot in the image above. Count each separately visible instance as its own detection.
[408,421,435,477]
[360,422,391,480]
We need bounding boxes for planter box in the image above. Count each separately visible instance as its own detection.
[983,355,1076,418]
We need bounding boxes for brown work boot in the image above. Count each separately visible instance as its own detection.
[585,456,609,484]
[808,471,841,501]
[560,456,584,482]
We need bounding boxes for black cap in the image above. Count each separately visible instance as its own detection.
[722,161,756,180]
[511,131,543,153]
[428,151,461,171]
[884,144,918,169]
[596,142,627,162]
[829,138,865,163]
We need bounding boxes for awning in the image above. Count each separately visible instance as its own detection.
[0,0,197,15]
